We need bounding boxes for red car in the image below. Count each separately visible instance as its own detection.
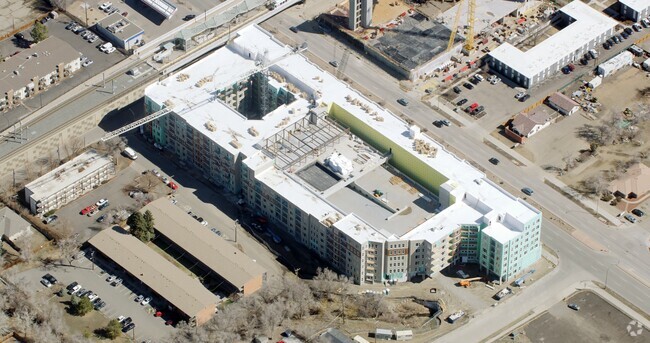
[80,205,94,215]
[168,181,178,190]
[155,311,163,317]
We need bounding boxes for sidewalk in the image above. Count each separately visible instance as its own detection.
[432,96,623,227]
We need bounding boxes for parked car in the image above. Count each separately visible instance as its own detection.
[74,250,86,260]
[65,22,76,30]
[519,94,531,102]
[122,323,135,333]
[624,213,637,223]
[121,12,128,17]
[43,274,57,285]
[489,157,500,165]
[456,98,468,106]
[96,199,108,207]
[117,316,126,323]
[105,46,116,54]
[453,86,462,94]
[68,284,81,294]
[111,278,123,286]
[168,181,178,190]
[122,317,133,326]
[40,279,52,288]
[397,98,409,106]
[631,209,645,217]
[183,14,196,21]
[87,292,99,301]
[521,187,534,196]
[568,303,580,311]
[329,60,339,67]
[106,275,116,283]
[99,2,112,11]
[463,82,474,90]
[94,300,106,310]
[141,297,151,306]
[66,282,79,291]
[96,214,107,223]
[515,92,526,99]
[135,295,144,303]
[624,27,633,35]
[98,201,109,210]
[43,215,58,224]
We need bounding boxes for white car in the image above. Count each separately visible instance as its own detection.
[106,275,116,283]
[141,297,151,306]
[82,59,93,67]
[117,315,125,323]
[40,279,52,288]
[99,42,113,52]
[105,46,116,54]
[70,284,82,294]
[99,2,112,10]
[88,293,99,301]
[514,92,526,99]
[96,199,108,207]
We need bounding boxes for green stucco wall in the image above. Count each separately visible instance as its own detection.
[328,103,448,195]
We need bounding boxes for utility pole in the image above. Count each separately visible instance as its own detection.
[234,219,239,242]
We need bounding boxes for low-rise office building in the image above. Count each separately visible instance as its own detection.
[488,1,616,88]
[145,25,542,285]
[1,37,81,112]
[89,228,219,326]
[24,150,115,214]
[142,199,266,296]
[95,13,144,50]
[619,0,649,22]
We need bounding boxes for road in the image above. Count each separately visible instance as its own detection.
[266,7,650,329]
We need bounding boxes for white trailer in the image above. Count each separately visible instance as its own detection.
[597,51,634,77]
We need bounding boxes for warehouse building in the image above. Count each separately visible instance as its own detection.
[0,37,81,112]
[24,150,115,214]
[89,228,219,326]
[95,13,144,50]
[488,1,617,88]
[145,25,542,285]
[142,199,266,296]
[619,0,649,22]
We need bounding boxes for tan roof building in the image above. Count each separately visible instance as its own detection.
[546,92,579,116]
[143,199,266,296]
[608,163,650,198]
[89,227,219,326]
[509,108,552,138]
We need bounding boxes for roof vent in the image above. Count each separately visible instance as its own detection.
[248,127,259,136]
[205,121,217,132]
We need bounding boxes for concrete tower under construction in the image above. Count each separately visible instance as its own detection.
[348,0,373,30]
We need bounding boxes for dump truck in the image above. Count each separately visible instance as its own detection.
[458,277,483,288]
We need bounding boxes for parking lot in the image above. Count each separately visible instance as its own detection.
[496,290,649,343]
[45,162,138,242]
[16,254,174,342]
[66,0,203,43]
[0,12,125,128]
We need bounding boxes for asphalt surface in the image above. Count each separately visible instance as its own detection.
[268,6,650,330]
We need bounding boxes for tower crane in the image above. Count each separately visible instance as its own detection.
[446,0,476,54]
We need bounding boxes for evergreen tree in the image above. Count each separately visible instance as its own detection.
[30,21,48,43]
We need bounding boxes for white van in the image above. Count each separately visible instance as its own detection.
[122,147,137,160]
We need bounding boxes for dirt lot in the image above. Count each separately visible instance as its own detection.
[495,290,650,343]
[507,65,650,215]
[267,254,556,343]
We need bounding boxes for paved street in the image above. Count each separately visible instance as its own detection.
[266,5,650,329]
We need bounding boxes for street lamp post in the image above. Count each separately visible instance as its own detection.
[604,257,620,290]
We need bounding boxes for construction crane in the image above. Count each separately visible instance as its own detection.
[101,44,307,142]
[446,0,476,54]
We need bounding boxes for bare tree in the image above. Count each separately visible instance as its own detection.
[311,268,351,301]
[580,175,608,197]
[15,236,34,264]
[57,227,82,265]
[139,174,161,193]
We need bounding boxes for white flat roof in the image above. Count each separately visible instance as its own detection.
[149,25,539,245]
[145,27,306,157]
[25,150,112,202]
[489,1,617,79]
[482,221,520,244]
[619,0,649,12]
[141,0,177,19]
